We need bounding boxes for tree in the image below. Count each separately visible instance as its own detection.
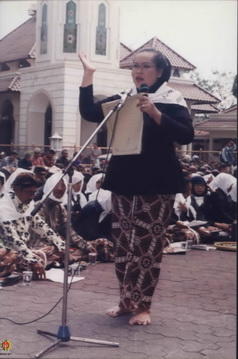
[190,70,237,110]
[232,74,237,98]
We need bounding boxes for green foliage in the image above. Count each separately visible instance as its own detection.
[190,70,237,109]
[232,75,237,98]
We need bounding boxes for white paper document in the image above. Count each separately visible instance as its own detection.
[102,95,143,155]
[45,268,84,283]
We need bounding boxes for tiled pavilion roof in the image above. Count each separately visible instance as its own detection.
[120,36,196,71]
[224,104,237,113]
[191,103,219,113]
[196,120,236,131]
[195,105,237,134]
[120,43,132,60]
[169,81,220,104]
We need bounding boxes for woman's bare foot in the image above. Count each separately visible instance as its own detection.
[78,52,96,73]
[129,311,151,325]
[106,306,132,318]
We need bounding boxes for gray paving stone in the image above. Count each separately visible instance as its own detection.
[0,250,236,359]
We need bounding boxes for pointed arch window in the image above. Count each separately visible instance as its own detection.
[0,100,14,152]
[44,105,52,146]
[95,3,107,56]
[63,0,77,53]
[40,3,48,54]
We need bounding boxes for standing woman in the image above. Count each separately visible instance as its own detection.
[79,49,194,325]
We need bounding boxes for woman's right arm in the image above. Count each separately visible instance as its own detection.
[79,53,104,123]
[79,53,120,123]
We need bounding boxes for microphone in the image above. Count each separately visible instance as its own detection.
[119,88,132,102]
[138,83,149,95]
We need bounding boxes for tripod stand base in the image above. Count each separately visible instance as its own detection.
[35,327,119,358]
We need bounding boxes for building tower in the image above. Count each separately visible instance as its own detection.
[19,0,127,151]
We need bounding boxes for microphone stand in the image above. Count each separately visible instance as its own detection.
[34,92,130,358]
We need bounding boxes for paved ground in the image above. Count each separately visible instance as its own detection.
[0,249,236,359]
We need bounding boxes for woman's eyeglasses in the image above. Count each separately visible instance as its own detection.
[131,63,155,71]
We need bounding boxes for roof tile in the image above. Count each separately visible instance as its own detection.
[120,36,196,70]
[169,81,220,104]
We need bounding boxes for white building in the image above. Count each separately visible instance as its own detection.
[0,0,220,156]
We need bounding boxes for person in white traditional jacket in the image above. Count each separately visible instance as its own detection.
[0,173,65,279]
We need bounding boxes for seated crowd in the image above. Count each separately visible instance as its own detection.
[0,147,237,280]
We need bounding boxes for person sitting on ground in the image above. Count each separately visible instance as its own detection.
[33,172,95,264]
[173,177,192,222]
[183,176,214,222]
[39,172,113,263]
[81,166,92,191]
[33,166,49,201]
[84,172,104,199]
[4,168,33,195]
[0,173,65,279]
[1,151,18,173]
[178,175,234,241]
[207,172,237,224]
[31,148,45,167]
[69,171,114,260]
[0,171,6,198]
[55,149,70,169]
[165,176,199,245]
[72,152,82,170]
[217,162,232,175]
[18,152,33,170]
[69,170,88,232]
[0,151,6,168]
[88,178,112,242]
[43,149,57,169]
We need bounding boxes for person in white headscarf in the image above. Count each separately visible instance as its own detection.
[0,171,6,198]
[209,172,236,195]
[4,168,33,194]
[0,173,65,279]
[40,171,114,263]
[37,172,96,264]
[89,188,112,223]
[207,172,237,224]
[71,170,87,208]
[69,170,88,235]
[85,173,104,198]
[84,171,112,235]
[208,173,237,238]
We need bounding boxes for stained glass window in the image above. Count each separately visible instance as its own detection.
[63,0,77,53]
[40,3,48,54]
[95,3,107,56]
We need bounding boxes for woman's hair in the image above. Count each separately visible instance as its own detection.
[12,173,38,189]
[191,176,207,196]
[137,48,172,86]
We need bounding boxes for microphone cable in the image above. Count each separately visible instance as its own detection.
[0,264,80,325]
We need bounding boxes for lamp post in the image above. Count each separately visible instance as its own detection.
[49,132,62,155]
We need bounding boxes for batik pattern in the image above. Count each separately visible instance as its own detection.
[111,193,174,312]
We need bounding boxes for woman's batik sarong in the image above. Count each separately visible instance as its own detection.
[111,193,174,312]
